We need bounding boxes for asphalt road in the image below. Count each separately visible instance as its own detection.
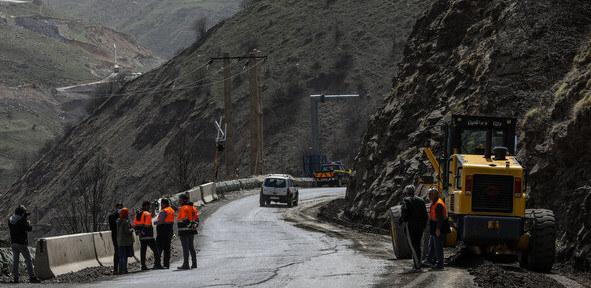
[78,187,390,288]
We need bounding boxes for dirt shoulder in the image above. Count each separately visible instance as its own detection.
[311,198,591,288]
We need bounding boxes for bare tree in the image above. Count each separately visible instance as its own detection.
[168,130,199,193]
[56,156,115,234]
[56,194,84,234]
[78,156,114,232]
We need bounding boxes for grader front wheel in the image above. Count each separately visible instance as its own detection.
[389,205,411,259]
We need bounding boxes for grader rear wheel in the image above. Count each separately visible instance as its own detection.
[522,209,556,273]
[389,205,411,259]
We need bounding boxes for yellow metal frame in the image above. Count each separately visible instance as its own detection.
[423,150,527,218]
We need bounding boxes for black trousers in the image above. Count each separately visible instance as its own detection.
[140,238,161,267]
[156,234,172,268]
[112,237,119,271]
[405,222,424,269]
[179,234,196,266]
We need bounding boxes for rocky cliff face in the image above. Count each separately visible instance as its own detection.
[346,0,591,270]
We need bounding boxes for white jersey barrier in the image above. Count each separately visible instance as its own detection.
[35,230,143,279]
[186,186,205,207]
[201,182,216,203]
[35,233,100,279]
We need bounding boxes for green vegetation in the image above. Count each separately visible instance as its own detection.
[0,23,96,86]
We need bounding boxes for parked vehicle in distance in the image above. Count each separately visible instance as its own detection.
[314,161,351,187]
[260,174,299,207]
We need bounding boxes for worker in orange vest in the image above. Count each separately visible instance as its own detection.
[155,198,175,269]
[177,194,199,269]
[133,201,163,271]
[424,188,449,269]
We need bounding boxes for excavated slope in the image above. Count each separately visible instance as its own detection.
[346,0,591,270]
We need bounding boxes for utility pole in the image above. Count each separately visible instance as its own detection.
[210,53,267,177]
[249,51,264,175]
[223,53,234,179]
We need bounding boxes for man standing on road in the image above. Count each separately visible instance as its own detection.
[133,201,163,271]
[8,205,41,283]
[155,198,175,269]
[177,194,199,270]
[424,188,448,270]
[400,185,428,272]
[108,203,123,275]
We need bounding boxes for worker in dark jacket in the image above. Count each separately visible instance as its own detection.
[133,201,163,270]
[424,188,448,269]
[155,198,175,269]
[400,185,428,272]
[177,194,199,270]
[108,203,123,274]
[8,205,41,283]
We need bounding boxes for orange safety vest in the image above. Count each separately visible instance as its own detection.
[177,204,199,222]
[162,206,175,224]
[177,204,199,232]
[133,211,151,228]
[429,198,447,220]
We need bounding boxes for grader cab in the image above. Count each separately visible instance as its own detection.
[389,115,555,272]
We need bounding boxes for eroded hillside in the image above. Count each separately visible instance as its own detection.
[346,0,591,271]
[1,0,432,238]
[0,1,160,189]
[43,0,241,58]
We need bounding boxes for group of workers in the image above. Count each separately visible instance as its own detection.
[108,194,199,274]
[400,185,450,272]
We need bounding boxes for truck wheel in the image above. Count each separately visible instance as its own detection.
[389,205,411,259]
[294,193,299,206]
[524,209,555,273]
[259,196,265,207]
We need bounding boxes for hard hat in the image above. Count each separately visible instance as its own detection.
[404,185,415,195]
[428,187,439,194]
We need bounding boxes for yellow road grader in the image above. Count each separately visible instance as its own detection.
[389,115,555,272]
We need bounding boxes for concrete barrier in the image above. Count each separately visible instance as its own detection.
[35,233,100,279]
[201,182,216,203]
[93,231,114,266]
[186,187,204,207]
[294,177,315,188]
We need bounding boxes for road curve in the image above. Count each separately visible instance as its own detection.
[79,187,389,288]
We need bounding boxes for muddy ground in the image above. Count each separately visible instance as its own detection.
[318,198,591,288]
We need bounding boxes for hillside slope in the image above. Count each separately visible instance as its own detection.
[345,0,591,270]
[43,0,241,58]
[0,0,432,237]
[0,1,161,189]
